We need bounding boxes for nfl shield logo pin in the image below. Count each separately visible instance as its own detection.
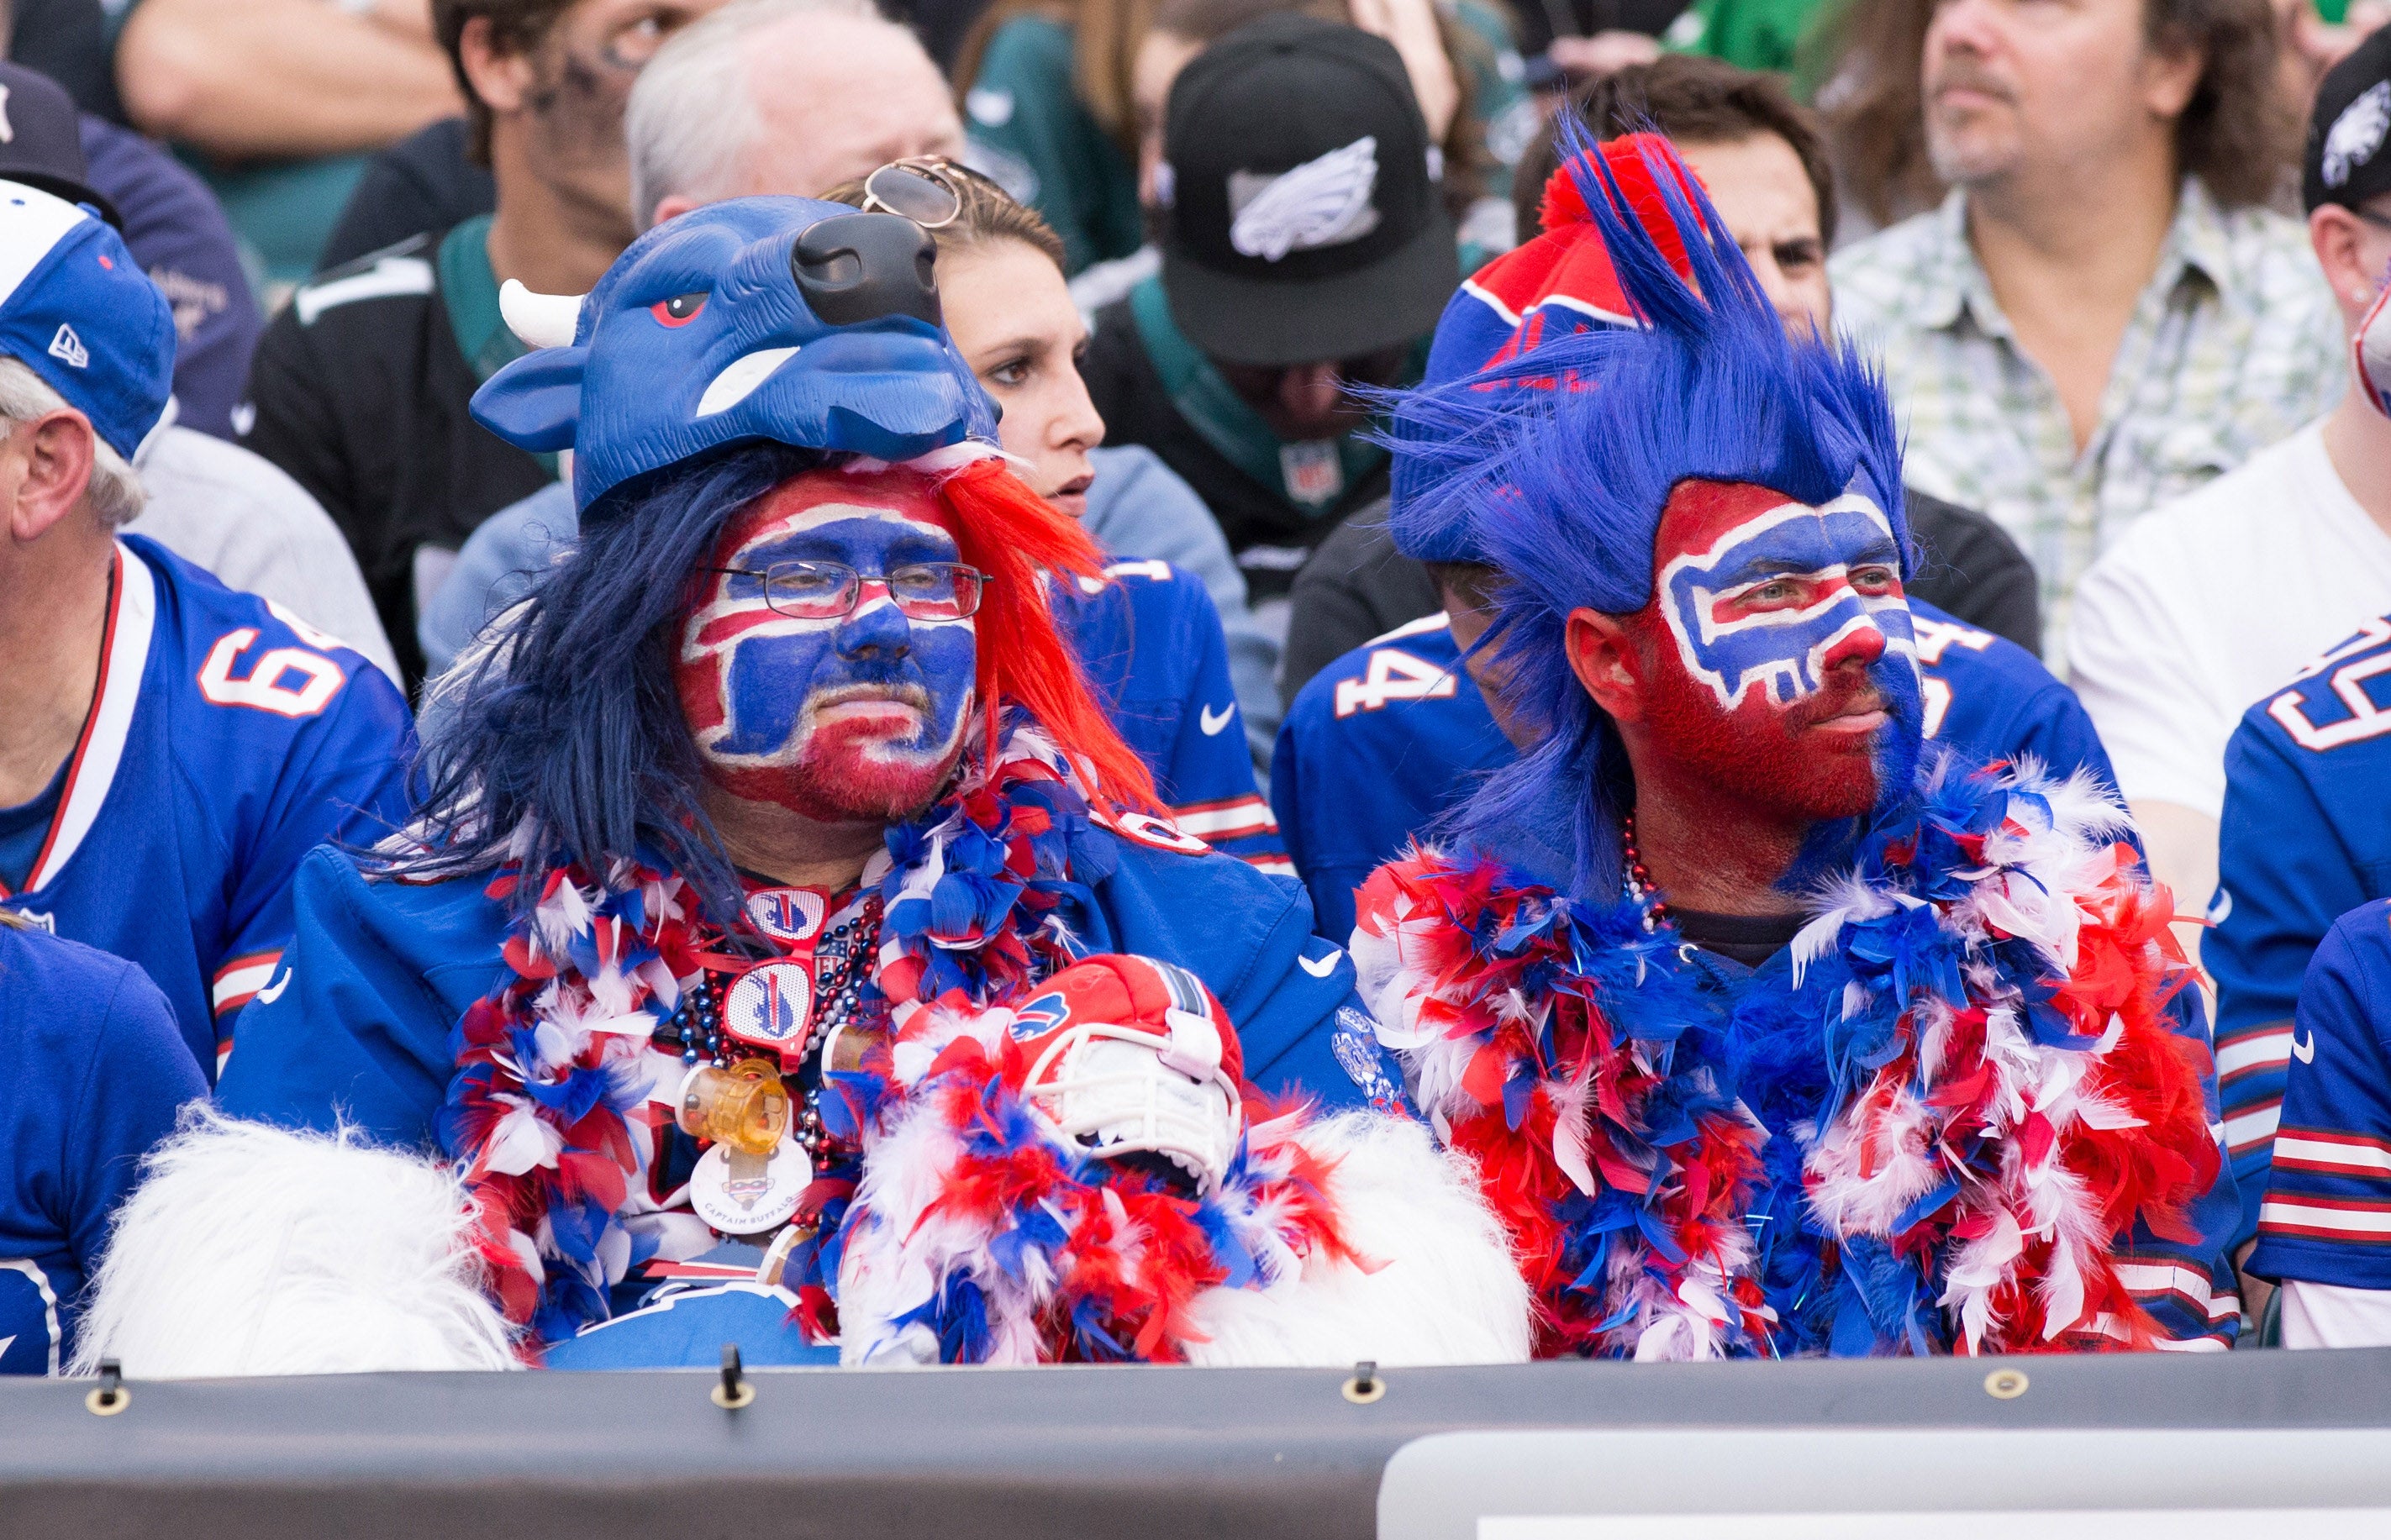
[1279,439,1344,508]
[724,960,814,1052]
[745,886,827,944]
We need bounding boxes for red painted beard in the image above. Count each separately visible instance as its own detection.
[733,711,967,825]
[1626,606,1888,823]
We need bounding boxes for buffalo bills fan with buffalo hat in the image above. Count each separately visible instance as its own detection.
[0,181,404,1374]
[145,192,1526,1375]
[1080,14,1461,629]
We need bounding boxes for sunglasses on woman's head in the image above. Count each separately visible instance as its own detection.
[861,160,965,230]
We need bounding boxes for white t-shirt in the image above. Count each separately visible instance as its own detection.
[124,426,402,686]
[2067,421,2391,817]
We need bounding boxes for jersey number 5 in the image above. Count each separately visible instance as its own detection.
[197,628,346,718]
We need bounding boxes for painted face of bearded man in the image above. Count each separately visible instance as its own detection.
[677,465,982,824]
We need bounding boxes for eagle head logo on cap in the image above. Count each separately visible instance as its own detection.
[1229,134,1382,261]
[469,196,998,515]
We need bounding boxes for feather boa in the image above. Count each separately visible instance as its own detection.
[1352,754,2219,1359]
[833,1001,1367,1365]
[1349,848,1774,1360]
[437,718,1116,1344]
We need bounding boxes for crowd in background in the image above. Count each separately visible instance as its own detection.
[8,0,2391,1359]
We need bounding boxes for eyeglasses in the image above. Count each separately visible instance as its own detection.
[861,159,963,230]
[705,560,987,622]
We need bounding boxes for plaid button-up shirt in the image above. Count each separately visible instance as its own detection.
[1830,180,2345,662]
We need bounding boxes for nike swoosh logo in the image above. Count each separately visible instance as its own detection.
[1198,702,1235,736]
[0,1336,13,1361]
[1298,950,1340,978]
[2293,1029,2316,1064]
[255,967,293,1006]
[2204,888,2232,925]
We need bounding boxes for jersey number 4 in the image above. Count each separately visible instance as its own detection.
[197,628,346,718]
[1335,649,1459,717]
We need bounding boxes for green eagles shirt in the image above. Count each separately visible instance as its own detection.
[1661,0,1822,76]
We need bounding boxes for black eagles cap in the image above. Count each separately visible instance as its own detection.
[1156,14,1459,368]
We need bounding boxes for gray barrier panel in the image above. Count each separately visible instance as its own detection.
[3,1348,2388,1539]
[1377,1428,2391,1540]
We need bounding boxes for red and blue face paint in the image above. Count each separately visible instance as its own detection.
[677,467,977,825]
[1631,478,1922,823]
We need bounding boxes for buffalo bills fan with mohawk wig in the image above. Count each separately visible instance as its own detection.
[1351,134,2240,1360]
[145,193,1525,1374]
[1273,131,2116,944]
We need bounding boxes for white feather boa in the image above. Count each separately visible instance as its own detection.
[835,1004,1531,1367]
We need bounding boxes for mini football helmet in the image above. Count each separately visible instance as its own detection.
[1006,954,1246,1194]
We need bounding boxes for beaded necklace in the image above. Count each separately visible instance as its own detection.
[653,891,888,1164]
[1618,811,1672,932]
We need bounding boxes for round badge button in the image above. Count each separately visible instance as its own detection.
[688,1139,813,1235]
[746,887,827,945]
[723,960,814,1050]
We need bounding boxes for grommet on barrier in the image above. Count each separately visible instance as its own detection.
[712,1343,755,1411]
[1983,1367,2029,1401]
[85,1359,128,1417]
[1342,1360,1384,1405]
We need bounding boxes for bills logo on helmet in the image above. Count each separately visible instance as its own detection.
[1006,955,1246,1192]
[1658,491,1918,709]
[1008,991,1068,1043]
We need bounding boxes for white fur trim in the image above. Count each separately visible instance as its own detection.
[69,1112,519,1377]
[1180,1112,1533,1366]
[840,439,1013,478]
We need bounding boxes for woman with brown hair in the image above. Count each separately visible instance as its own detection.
[820,159,1292,837]
[953,0,1532,276]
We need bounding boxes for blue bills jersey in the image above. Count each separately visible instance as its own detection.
[2,922,206,1374]
[1273,602,2120,942]
[219,827,1369,1149]
[545,1282,840,1369]
[2209,617,2391,1245]
[2248,897,2391,1290]
[0,537,413,1078]
[1053,560,1290,876]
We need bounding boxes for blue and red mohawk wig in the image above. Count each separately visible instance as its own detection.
[1385,129,1909,900]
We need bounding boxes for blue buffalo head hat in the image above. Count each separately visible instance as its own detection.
[0,180,173,461]
[471,196,998,513]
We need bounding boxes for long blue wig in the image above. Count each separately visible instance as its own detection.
[1389,129,1909,905]
[386,441,819,928]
